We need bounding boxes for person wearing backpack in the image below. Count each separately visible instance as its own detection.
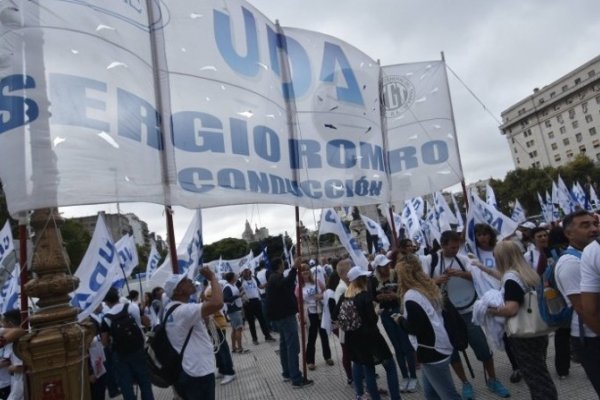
[164,267,223,400]
[423,231,509,400]
[488,241,558,400]
[555,210,600,396]
[396,254,461,400]
[101,287,154,400]
[337,266,400,400]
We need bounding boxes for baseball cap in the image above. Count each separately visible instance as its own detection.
[347,266,371,282]
[309,259,316,266]
[164,274,187,298]
[372,254,392,268]
[520,221,536,229]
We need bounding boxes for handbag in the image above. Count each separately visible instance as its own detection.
[506,289,556,338]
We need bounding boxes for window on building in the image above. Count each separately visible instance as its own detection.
[560,126,566,134]
[576,133,583,142]
[596,95,600,105]
[554,104,561,111]
[567,150,573,158]
[557,114,564,124]
[567,97,573,104]
[580,145,587,153]
[597,153,600,161]
[550,91,556,98]
[554,154,561,162]
[516,157,520,164]
[548,131,555,138]
[586,114,593,123]
[582,102,588,113]
[591,127,597,136]
[573,121,579,128]
[545,120,552,128]
[562,85,568,92]
[511,138,515,143]
[594,139,600,149]
[575,78,581,85]
[551,143,558,150]
[569,109,576,119]
[590,70,596,78]
[533,161,541,168]
[563,138,570,145]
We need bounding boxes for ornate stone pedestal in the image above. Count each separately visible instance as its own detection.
[15,208,94,400]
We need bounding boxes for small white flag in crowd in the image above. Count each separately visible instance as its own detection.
[361,215,390,252]
[511,199,527,223]
[319,209,368,269]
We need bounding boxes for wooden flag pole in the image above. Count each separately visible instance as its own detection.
[295,206,308,380]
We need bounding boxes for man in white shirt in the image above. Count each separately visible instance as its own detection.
[555,210,600,395]
[423,231,509,400]
[165,267,223,400]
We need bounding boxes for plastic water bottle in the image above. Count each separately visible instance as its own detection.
[544,287,564,315]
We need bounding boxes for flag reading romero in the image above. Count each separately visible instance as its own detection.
[0,0,460,216]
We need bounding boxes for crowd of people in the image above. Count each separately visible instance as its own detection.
[84,210,600,400]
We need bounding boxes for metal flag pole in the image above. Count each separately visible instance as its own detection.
[295,206,308,380]
[18,215,29,328]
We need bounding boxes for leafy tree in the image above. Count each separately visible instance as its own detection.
[60,219,91,273]
[203,237,248,261]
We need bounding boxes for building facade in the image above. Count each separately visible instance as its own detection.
[74,212,132,242]
[500,55,600,168]
[125,213,150,248]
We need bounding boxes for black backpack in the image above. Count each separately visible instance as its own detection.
[442,298,468,351]
[146,303,193,388]
[105,303,144,354]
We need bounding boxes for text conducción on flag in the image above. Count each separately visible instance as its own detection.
[70,240,116,311]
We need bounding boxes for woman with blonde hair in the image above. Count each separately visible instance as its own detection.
[337,266,400,400]
[485,240,557,400]
[396,254,461,400]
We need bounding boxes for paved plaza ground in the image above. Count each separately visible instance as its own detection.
[136,324,596,400]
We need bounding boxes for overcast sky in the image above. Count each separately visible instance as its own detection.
[62,0,600,248]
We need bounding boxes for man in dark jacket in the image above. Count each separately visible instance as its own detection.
[265,258,313,389]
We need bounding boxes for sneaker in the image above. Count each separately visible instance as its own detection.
[406,378,418,393]
[266,337,277,342]
[399,378,410,393]
[292,379,314,389]
[221,375,236,385]
[282,375,291,382]
[487,378,510,398]
[509,370,522,383]
[326,359,334,366]
[216,373,224,380]
[308,364,316,370]
[252,340,259,345]
[462,382,474,400]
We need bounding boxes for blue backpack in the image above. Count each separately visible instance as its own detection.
[537,248,580,327]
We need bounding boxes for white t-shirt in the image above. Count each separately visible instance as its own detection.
[240,278,261,300]
[477,249,496,269]
[166,301,215,378]
[102,302,143,329]
[581,240,600,293]
[301,283,321,314]
[555,247,596,337]
[524,248,541,270]
[311,266,327,288]
[256,269,268,295]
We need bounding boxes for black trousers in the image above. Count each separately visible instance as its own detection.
[554,327,571,376]
[243,298,271,341]
[571,336,600,398]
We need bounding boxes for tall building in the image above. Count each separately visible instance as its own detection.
[74,211,132,242]
[500,55,600,168]
[125,213,150,248]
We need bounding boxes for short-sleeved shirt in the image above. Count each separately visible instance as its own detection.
[101,302,143,330]
[555,247,596,337]
[165,301,215,378]
[423,251,476,313]
[581,240,600,293]
[477,249,496,269]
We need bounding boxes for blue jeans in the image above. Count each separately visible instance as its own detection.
[112,349,155,400]
[214,328,235,376]
[381,307,417,378]
[273,315,302,384]
[421,357,461,400]
[352,358,401,400]
[175,371,215,400]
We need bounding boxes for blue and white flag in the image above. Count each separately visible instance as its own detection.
[486,184,498,209]
[149,210,203,288]
[282,235,293,268]
[146,241,161,283]
[71,215,120,322]
[548,189,560,221]
[511,199,527,224]
[112,235,139,289]
[451,192,464,231]
[0,264,20,313]
[410,197,425,219]
[590,186,600,210]
[556,176,576,215]
[319,209,368,269]
[433,192,457,231]
[424,205,442,247]
[401,201,426,249]
[537,192,552,223]
[0,222,15,269]
[572,181,590,211]
[466,190,518,253]
[360,215,390,252]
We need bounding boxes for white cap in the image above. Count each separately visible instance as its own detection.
[372,254,392,268]
[520,221,536,229]
[309,259,316,266]
[347,266,371,282]
[164,274,187,298]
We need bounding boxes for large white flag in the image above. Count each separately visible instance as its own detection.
[572,182,590,211]
[360,215,390,252]
[433,192,457,230]
[556,176,576,215]
[383,61,462,202]
[146,241,161,283]
[112,235,139,289]
[511,199,527,223]
[486,184,498,209]
[71,215,120,322]
[148,210,203,288]
[207,252,253,277]
[401,201,426,248]
[424,206,442,247]
[319,209,368,269]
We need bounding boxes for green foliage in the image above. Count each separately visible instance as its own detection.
[203,237,249,261]
[60,219,91,273]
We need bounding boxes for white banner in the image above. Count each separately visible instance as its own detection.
[112,235,139,289]
[319,209,368,269]
[433,191,457,231]
[465,190,518,252]
[71,215,120,322]
[206,252,253,277]
[383,61,462,202]
[360,215,390,251]
[149,210,203,288]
